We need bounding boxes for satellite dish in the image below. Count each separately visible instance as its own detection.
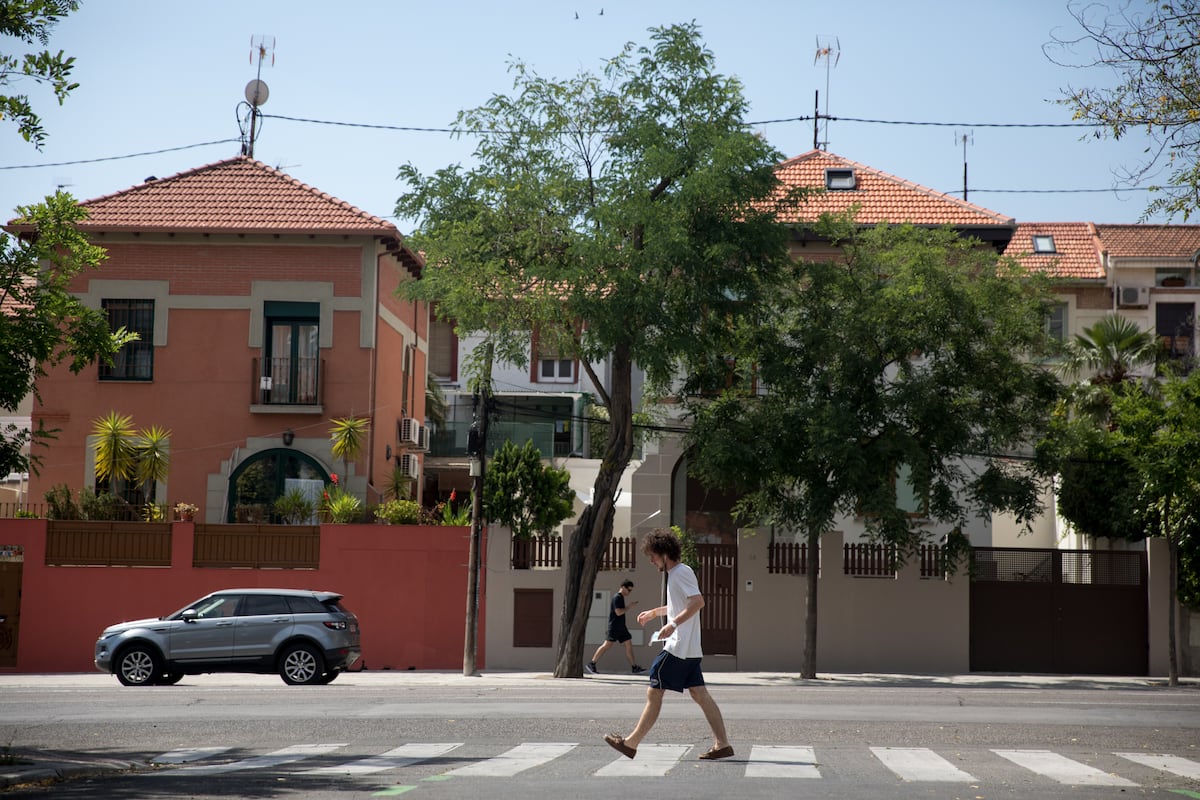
[244,79,270,107]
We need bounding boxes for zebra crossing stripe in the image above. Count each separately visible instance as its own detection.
[870,747,978,782]
[152,746,232,764]
[302,743,464,775]
[444,743,577,777]
[165,743,347,776]
[595,744,690,777]
[993,749,1137,786]
[1116,753,1200,781]
[745,745,820,778]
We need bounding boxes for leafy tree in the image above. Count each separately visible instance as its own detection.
[1107,373,1200,685]
[1,0,80,149]
[396,23,799,677]
[1046,1,1200,220]
[483,439,575,541]
[1,192,135,476]
[682,215,1063,679]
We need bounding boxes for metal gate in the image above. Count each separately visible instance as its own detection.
[0,551,23,668]
[970,547,1147,675]
[696,543,737,656]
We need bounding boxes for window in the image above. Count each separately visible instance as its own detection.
[263,301,319,404]
[1032,235,1056,254]
[99,299,154,381]
[533,326,575,383]
[825,168,857,190]
[1046,302,1067,343]
[227,448,328,523]
[242,595,291,616]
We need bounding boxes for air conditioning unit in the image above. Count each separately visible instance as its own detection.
[1117,285,1150,308]
[400,417,421,446]
[399,453,420,480]
[417,425,430,452]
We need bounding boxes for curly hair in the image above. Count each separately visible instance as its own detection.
[641,528,681,562]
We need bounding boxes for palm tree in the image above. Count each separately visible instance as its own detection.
[91,411,137,486]
[1058,314,1159,385]
[329,416,369,476]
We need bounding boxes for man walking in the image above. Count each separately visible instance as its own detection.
[587,579,644,674]
[603,529,733,760]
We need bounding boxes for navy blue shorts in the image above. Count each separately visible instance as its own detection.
[647,650,705,692]
[606,629,632,643]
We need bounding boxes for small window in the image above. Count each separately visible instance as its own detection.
[242,595,291,616]
[1046,302,1067,343]
[99,299,154,381]
[825,168,857,190]
[1032,235,1056,254]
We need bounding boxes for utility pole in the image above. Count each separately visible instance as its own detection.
[462,343,494,677]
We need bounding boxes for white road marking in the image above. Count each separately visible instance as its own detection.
[1115,752,1200,781]
[745,745,821,778]
[152,746,232,764]
[992,749,1137,786]
[870,746,978,782]
[162,743,347,776]
[595,743,689,777]
[301,742,463,775]
[445,742,577,777]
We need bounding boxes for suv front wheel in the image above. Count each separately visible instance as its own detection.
[278,642,325,685]
[116,644,162,686]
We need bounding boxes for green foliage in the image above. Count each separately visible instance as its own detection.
[440,492,471,526]
[1047,1,1200,220]
[684,215,1063,555]
[273,489,316,524]
[0,0,80,149]
[141,502,165,522]
[383,464,412,502]
[43,483,78,519]
[321,475,363,524]
[1058,314,1160,388]
[483,439,575,539]
[77,487,134,521]
[329,417,369,467]
[375,498,421,525]
[91,411,137,482]
[1,192,136,476]
[672,525,699,571]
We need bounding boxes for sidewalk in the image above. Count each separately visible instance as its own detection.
[2,670,1195,790]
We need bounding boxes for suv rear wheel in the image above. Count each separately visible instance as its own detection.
[279,642,325,685]
[116,644,162,686]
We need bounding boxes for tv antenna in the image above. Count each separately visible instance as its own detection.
[239,35,275,158]
[813,36,840,151]
[955,130,974,201]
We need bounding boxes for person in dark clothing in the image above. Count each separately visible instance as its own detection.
[586,579,645,674]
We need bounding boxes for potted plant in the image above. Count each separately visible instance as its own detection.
[173,502,198,521]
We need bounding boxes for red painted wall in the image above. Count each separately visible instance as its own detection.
[0,520,481,674]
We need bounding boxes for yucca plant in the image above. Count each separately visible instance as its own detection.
[330,416,369,475]
[91,411,138,485]
[134,425,172,488]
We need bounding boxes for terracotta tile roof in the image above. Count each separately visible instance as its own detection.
[1094,224,1200,260]
[74,156,402,238]
[1003,222,1104,280]
[772,150,1015,228]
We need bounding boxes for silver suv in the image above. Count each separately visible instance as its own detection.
[94,588,361,686]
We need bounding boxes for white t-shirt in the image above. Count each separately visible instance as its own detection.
[663,562,704,659]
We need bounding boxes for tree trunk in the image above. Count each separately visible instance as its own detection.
[801,525,820,679]
[553,344,634,678]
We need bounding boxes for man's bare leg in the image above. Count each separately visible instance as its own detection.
[622,686,665,749]
[688,685,730,749]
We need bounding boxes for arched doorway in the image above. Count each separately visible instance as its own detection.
[227,449,329,523]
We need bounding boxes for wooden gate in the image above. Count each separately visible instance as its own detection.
[0,550,23,668]
[696,543,737,656]
[970,547,1147,675]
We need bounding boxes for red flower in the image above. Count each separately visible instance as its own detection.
[330,473,339,485]
[449,489,457,502]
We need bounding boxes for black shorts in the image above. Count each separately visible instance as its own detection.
[647,650,705,692]
[605,629,631,644]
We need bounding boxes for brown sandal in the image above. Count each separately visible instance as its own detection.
[699,744,735,760]
[604,733,636,759]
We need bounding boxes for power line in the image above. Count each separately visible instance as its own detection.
[0,139,240,170]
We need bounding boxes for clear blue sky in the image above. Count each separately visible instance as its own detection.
[0,0,1172,230]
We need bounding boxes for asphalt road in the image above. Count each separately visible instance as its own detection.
[1,671,1198,799]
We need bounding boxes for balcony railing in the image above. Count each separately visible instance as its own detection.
[251,357,324,406]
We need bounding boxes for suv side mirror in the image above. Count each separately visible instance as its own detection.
[180,609,200,623]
